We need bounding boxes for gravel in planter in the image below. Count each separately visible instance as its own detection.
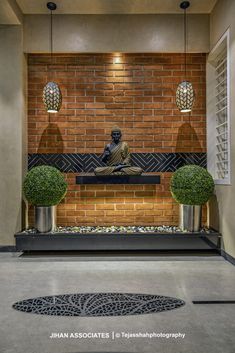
[21,225,212,234]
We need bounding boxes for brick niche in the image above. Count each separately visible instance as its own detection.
[28,53,206,226]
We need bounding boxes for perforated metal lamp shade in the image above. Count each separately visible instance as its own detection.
[43,81,62,113]
[43,3,62,113]
[176,81,194,113]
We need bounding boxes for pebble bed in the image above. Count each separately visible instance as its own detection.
[22,225,211,234]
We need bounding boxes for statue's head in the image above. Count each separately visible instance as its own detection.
[111,125,122,143]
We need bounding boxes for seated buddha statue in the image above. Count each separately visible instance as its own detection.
[94,126,143,176]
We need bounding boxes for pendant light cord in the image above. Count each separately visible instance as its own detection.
[184,8,190,119]
[184,7,187,80]
[49,9,53,121]
[50,9,53,64]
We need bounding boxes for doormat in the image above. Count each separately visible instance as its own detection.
[12,293,185,317]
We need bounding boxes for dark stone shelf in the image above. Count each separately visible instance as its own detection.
[15,231,220,252]
[76,173,161,184]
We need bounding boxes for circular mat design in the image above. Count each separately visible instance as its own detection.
[12,293,185,317]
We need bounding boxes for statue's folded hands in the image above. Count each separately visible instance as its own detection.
[113,164,132,172]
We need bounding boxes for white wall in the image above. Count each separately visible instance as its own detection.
[209,0,235,258]
[23,14,210,53]
[0,25,27,245]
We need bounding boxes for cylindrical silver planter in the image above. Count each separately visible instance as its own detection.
[35,206,56,233]
[179,204,202,232]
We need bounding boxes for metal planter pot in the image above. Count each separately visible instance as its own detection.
[35,206,56,233]
[179,204,202,232]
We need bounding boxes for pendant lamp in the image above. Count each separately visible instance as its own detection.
[176,1,194,113]
[43,2,62,113]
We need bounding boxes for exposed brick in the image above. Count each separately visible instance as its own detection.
[28,53,206,227]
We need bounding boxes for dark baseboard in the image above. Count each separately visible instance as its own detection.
[221,249,235,266]
[0,246,16,252]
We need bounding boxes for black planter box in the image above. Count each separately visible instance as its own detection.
[15,231,220,252]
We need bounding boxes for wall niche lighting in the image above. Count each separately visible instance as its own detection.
[176,1,195,113]
[43,2,62,113]
[113,54,122,64]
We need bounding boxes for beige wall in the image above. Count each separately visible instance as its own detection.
[3,3,235,250]
[23,14,210,53]
[0,25,27,245]
[0,10,209,246]
[210,0,235,257]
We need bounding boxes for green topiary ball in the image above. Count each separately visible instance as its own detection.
[170,165,214,205]
[23,165,67,206]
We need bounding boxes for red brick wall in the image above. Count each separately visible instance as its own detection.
[28,53,206,226]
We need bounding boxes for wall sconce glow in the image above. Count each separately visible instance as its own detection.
[176,81,194,113]
[43,81,62,113]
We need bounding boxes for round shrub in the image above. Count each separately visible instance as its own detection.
[170,165,214,205]
[23,165,67,206]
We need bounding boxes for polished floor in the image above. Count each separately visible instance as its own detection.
[0,252,235,353]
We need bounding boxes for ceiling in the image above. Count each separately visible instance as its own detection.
[16,0,218,14]
[0,0,22,24]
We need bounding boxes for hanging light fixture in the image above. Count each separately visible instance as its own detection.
[176,1,194,113]
[43,2,62,113]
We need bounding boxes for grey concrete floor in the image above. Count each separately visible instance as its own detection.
[0,253,235,353]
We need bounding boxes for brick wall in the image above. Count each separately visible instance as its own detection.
[28,53,206,226]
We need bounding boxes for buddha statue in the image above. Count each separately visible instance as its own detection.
[94,126,143,176]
